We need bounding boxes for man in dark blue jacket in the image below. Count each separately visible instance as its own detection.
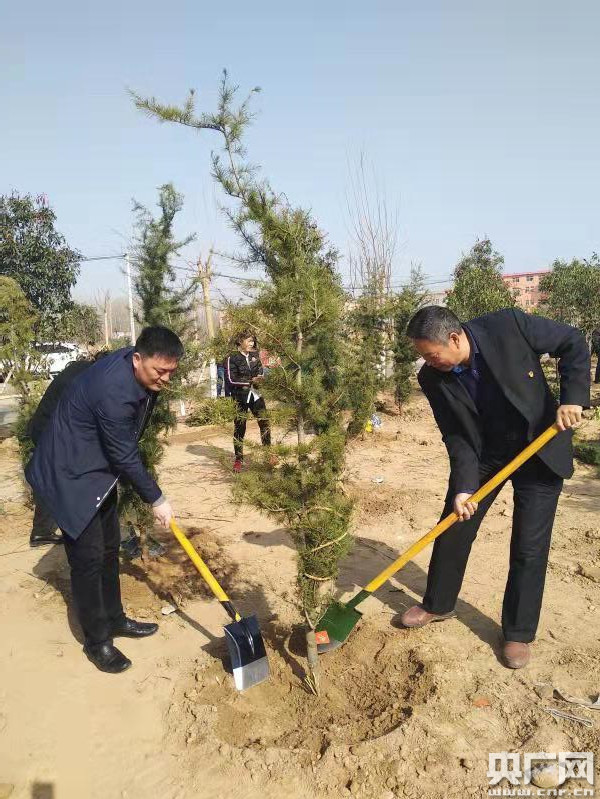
[26,326,183,673]
[27,355,100,546]
[402,306,590,669]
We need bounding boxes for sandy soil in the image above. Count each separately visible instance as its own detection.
[0,386,599,799]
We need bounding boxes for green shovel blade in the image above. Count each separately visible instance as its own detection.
[315,600,363,653]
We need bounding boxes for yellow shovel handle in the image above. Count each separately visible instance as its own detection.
[364,424,560,594]
[170,519,230,604]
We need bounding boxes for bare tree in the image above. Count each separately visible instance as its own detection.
[346,153,400,382]
[94,290,113,345]
[346,152,399,298]
[109,296,131,337]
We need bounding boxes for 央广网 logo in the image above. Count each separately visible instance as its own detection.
[487,751,594,796]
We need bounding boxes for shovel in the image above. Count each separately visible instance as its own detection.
[170,520,269,691]
[316,423,561,653]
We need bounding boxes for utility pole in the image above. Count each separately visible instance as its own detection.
[103,293,109,347]
[198,250,217,397]
[101,290,112,347]
[126,252,136,345]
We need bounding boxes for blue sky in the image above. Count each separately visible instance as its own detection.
[2,0,599,302]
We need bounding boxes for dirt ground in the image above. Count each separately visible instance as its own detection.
[0,386,599,799]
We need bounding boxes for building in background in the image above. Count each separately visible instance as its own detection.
[343,271,550,314]
[425,289,449,307]
[502,270,549,310]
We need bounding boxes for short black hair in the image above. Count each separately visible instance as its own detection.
[406,306,462,343]
[234,329,257,348]
[135,326,184,360]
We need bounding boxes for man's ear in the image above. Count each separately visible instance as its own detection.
[448,332,461,348]
[132,351,142,368]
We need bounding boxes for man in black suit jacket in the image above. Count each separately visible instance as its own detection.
[402,306,590,669]
[26,326,183,674]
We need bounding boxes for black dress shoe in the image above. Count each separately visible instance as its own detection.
[30,533,63,547]
[111,617,158,639]
[84,642,132,673]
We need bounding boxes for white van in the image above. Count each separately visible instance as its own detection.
[34,342,85,376]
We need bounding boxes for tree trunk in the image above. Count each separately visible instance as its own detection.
[305,628,320,694]
[104,304,109,347]
[296,308,305,446]
[199,252,217,398]
[296,305,320,693]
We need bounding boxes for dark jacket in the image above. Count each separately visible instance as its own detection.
[27,359,93,445]
[25,347,161,539]
[226,350,264,402]
[418,308,591,494]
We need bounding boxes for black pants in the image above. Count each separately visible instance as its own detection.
[233,395,271,461]
[62,489,125,647]
[422,450,563,643]
[595,355,600,383]
[30,500,58,539]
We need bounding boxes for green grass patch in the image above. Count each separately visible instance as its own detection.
[573,439,600,475]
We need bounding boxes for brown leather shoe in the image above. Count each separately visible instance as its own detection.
[502,641,531,669]
[400,604,456,628]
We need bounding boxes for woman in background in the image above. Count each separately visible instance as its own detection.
[226,331,272,472]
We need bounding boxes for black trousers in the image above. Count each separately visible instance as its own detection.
[30,500,58,539]
[233,395,271,461]
[422,450,563,643]
[62,489,125,647]
[595,355,600,383]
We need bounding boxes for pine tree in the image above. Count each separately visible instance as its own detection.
[344,283,386,436]
[392,266,428,407]
[132,74,353,693]
[119,183,195,556]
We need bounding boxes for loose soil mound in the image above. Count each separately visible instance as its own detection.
[121,525,240,607]
[172,627,442,798]
[171,616,600,799]
[196,631,430,751]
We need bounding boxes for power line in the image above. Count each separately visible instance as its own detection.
[178,263,453,289]
[80,255,126,262]
[81,253,454,291]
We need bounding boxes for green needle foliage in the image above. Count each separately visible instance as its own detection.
[345,266,427,428]
[344,281,386,436]
[118,184,196,553]
[392,266,428,407]
[132,73,354,691]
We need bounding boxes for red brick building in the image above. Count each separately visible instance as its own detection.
[502,270,550,310]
